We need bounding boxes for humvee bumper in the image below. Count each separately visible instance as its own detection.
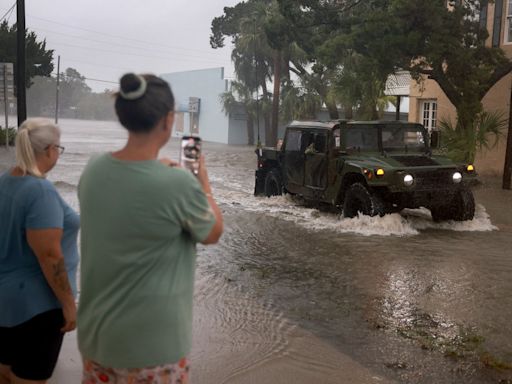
[381,169,477,193]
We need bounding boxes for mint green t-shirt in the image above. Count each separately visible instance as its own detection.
[77,154,215,369]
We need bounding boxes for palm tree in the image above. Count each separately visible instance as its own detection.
[439,111,507,163]
[220,81,257,145]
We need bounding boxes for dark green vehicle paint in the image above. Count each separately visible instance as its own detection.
[254,120,477,221]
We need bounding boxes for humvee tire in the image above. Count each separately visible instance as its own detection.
[342,182,385,218]
[264,169,283,197]
[430,187,475,222]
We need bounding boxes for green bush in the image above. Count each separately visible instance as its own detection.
[439,111,507,164]
[0,127,16,146]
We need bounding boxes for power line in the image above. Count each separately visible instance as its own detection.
[45,40,228,66]
[30,25,228,63]
[82,77,117,85]
[48,72,117,85]
[0,2,15,23]
[62,58,133,73]
[27,14,228,57]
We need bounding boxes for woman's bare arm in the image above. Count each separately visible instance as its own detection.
[196,156,223,244]
[27,228,76,332]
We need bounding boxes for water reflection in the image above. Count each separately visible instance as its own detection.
[2,119,510,384]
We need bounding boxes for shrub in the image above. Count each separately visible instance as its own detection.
[439,111,508,163]
[0,126,16,146]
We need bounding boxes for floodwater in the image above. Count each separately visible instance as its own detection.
[2,119,512,383]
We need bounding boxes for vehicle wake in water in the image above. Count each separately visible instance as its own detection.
[216,189,496,237]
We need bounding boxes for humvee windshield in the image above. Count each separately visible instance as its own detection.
[346,124,428,152]
[381,124,427,151]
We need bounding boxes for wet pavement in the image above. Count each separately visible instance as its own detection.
[1,118,512,383]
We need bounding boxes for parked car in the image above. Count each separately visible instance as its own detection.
[254,120,477,221]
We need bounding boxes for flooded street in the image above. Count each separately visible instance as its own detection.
[2,119,512,383]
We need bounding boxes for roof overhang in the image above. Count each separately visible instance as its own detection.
[385,70,412,96]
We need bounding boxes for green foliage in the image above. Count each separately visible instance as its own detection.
[220,80,259,145]
[280,81,321,121]
[27,69,115,121]
[0,126,16,146]
[439,111,508,163]
[279,0,512,129]
[0,21,54,89]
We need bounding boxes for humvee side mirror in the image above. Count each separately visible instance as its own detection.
[430,130,441,149]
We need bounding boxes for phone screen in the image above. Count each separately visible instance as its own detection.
[179,135,201,175]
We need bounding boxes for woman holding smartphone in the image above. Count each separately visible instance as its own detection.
[77,73,223,383]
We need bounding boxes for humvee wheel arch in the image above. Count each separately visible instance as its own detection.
[430,187,475,222]
[342,182,385,218]
[264,169,283,197]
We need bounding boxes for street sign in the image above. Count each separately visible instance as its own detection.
[188,97,200,113]
[0,63,15,103]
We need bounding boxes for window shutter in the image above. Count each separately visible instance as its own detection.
[493,0,504,47]
[480,0,489,31]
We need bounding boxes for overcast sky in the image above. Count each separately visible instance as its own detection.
[1,0,239,92]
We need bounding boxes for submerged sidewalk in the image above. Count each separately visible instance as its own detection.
[49,327,395,384]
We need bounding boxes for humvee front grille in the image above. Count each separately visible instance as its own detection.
[413,170,454,188]
[391,155,439,167]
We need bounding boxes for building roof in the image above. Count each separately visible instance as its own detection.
[385,70,412,96]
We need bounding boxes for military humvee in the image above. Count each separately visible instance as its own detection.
[254,120,477,221]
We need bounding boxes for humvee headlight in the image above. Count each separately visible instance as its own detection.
[376,168,385,177]
[403,174,414,186]
[453,172,462,183]
[467,164,475,172]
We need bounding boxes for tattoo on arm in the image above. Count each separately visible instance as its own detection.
[52,259,72,294]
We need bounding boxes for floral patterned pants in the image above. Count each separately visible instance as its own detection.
[82,358,190,384]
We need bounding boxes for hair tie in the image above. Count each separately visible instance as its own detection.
[119,75,147,100]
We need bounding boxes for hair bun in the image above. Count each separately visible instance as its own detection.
[119,73,147,100]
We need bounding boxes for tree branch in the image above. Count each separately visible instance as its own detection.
[480,61,512,100]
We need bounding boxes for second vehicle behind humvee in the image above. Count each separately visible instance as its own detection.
[254,120,477,221]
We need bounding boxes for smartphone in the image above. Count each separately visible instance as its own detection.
[179,135,201,175]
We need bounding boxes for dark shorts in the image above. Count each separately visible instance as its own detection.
[0,309,64,381]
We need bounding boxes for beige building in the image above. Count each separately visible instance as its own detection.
[408,0,512,176]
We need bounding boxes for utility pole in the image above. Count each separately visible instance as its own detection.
[253,18,261,149]
[3,64,9,147]
[502,78,512,190]
[55,55,60,123]
[16,0,26,126]
[395,95,401,121]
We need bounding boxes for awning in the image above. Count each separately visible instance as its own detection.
[385,70,412,96]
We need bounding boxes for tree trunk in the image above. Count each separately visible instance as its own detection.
[371,105,379,120]
[282,51,291,84]
[503,84,512,189]
[344,104,353,120]
[326,99,339,119]
[264,108,271,146]
[247,113,255,146]
[270,50,281,148]
[503,125,512,189]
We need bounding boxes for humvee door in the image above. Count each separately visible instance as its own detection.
[283,129,305,191]
[304,131,328,189]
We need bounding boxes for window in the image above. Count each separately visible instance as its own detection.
[381,124,426,150]
[420,100,437,132]
[313,133,327,153]
[332,128,341,149]
[507,0,512,43]
[285,130,301,151]
[346,126,379,150]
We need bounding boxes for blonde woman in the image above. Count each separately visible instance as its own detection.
[0,119,79,384]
